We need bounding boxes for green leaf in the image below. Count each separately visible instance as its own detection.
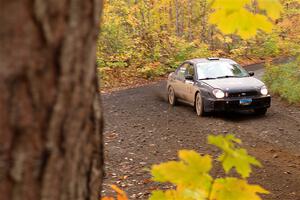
[208,134,241,152]
[179,150,212,173]
[257,0,283,20]
[181,188,207,200]
[149,191,168,200]
[151,150,213,194]
[219,148,261,178]
[151,188,207,200]
[211,0,252,11]
[208,134,261,178]
[149,189,207,200]
[151,161,187,183]
[210,177,269,200]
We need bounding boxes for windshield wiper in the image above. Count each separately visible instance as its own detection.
[199,77,216,80]
[216,75,239,79]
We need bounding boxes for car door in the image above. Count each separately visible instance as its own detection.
[172,63,189,99]
[183,63,197,103]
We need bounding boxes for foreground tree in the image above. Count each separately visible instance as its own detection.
[0,0,103,199]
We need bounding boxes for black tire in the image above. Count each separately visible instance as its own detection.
[195,92,205,116]
[168,86,177,106]
[254,108,267,115]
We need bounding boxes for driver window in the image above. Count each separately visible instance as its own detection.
[185,64,194,77]
[177,63,189,80]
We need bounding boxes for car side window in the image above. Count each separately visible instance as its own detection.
[176,63,189,80]
[185,64,195,77]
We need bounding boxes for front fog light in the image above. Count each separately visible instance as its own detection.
[260,86,268,95]
[213,89,225,98]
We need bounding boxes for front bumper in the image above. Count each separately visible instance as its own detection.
[203,95,271,112]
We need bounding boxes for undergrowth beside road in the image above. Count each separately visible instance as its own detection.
[264,56,300,104]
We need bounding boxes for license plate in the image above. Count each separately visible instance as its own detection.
[239,99,252,105]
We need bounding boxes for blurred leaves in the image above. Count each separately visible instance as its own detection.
[209,0,282,39]
[210,177,269,200]
[150,135,268,200]
[208,134,261,178]
[257,0,283,20]
[151,150,213,195]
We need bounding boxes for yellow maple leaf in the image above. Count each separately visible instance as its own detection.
[209,0,281,39]
[210,177,269,200]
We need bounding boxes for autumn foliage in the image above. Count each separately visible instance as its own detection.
[149,134,268,200]
[98,0,300,90]
[100,1,300,199]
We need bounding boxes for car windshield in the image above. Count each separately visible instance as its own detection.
[196,62,249,79]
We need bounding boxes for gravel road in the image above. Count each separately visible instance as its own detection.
[101,60,300,200]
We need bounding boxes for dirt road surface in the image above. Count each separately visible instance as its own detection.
[101,60,300,200]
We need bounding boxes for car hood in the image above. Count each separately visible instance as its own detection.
[201,77,265,91]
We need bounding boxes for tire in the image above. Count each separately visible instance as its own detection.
[195,92,205,116]
[168,86,177,106]
[254,108,267,115]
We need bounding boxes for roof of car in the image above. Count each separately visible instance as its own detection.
[188,58,237,65]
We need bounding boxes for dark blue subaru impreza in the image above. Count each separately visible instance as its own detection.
[167,58,271,116]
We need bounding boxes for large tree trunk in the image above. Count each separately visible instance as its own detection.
[0,0,103,200]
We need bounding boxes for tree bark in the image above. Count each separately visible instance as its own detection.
[188,0,193,41]
[175,0,180,36]
[200,0,207,42]
[0,0,103,200]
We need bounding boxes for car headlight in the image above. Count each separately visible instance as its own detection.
[260,86,268,95]
[213,89,225,98]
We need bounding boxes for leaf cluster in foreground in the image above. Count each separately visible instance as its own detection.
[149,134,269,200]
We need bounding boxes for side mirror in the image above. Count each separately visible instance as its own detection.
[248,71,255,76]
[185,75,194,80]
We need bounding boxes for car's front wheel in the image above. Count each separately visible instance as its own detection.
[168,86,177,106]
[254,108,267,115]
[195,92,205,116]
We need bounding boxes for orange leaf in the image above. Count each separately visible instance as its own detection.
[101,197,114,200]
[110,185,128,200]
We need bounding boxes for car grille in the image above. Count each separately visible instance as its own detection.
[227,90,259,98]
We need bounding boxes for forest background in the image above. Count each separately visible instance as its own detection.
[97,0,300,92]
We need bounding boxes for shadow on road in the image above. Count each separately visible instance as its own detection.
[210,111,268,122]
[159,96,269,122]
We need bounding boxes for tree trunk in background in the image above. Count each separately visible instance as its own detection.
[188,0,193,41]
[0,0,103,200]
[180,5,184,37]
[169,1,173,32]
[175,0,180,36]
[200,0,207,42]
